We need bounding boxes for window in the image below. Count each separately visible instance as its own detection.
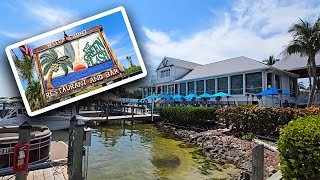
[267,73,273,88]
[168,85,174,95]
[206,79,215,94]
[246,72,262,93]
[289,77,297,97]
[143,88,148,96]
[231,75,243,94]
[162,85,168,94]
[174,84,179,94]
[275,74,281,89]
[180,83,186,96]
[157,86,161,94]
[160,69,170,78]
[148,87,152,96]
[218,77,228,93]
[196,80,204,95]
[187,82,194,94]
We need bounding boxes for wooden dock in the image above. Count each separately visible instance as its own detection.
[0,141,68,180]
[0,165,68,180]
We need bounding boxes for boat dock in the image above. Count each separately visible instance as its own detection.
[85,114,160,125]
[0,141,68,180]
[0,165,68,180]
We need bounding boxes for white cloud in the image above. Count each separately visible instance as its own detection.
[143,0,320,66]
[20,1,79,29]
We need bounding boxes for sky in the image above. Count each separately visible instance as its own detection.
[0,0,320,97]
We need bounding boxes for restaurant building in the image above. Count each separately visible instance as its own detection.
[141,56,300,107]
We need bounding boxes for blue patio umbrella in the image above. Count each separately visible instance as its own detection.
[173,94,184,100]
[198,93,212,98]
[212,92,232,97]
[281,90,292,95]
[145,94,158,99]
[158,94,172,99]
[255,88,278,96]
[185,94,198,99]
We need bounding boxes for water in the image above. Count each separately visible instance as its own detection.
[52,124,239,180]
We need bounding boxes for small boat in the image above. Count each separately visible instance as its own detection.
[0,99,90,131]
[0,125,51,171]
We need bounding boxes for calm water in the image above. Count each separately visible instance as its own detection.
[52,124,238,180]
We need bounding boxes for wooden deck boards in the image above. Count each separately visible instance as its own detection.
[0,165,68,180]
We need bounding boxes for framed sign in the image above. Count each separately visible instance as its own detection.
[6,7,147,116]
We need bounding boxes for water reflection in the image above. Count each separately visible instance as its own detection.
[52,124,239,179]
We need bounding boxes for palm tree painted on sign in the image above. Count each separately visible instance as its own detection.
[263,55,279,65]
[40,49,73,90]
[284,17,320,107]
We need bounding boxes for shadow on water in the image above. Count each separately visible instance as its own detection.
[51,123,239,179]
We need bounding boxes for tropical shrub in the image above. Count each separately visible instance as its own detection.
[159,107,217,127]
[215,106,320,135]
[277,115,320,179]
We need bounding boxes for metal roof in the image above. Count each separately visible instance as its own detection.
[273,53,320,71]
[176,56,272,81]
[156,56,201,70]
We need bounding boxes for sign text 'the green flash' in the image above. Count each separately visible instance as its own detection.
[83,38,111,67]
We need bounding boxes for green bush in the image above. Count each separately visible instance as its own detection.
[159,107,217,127]
[215,106,320,135]
[277,115,320,179]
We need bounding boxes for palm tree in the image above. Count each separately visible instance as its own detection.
[40,49,73,90]
[263,55,279,65]
[285,18,320,107]
[13,53,34,86]
[25,80,44,111]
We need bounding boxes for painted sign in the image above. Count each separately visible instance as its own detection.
[33,25,126,102]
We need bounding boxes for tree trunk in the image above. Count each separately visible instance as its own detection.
[307,55,317,107]
[47,68,54,90]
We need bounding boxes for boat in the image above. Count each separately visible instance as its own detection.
[0,125,51,172]
[0,99,90,131]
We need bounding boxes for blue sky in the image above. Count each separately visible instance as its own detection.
[0,0,320,96]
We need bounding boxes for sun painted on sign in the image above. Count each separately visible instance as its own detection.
[33,25,126,102]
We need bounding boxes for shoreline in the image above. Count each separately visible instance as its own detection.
[157,122,279,179]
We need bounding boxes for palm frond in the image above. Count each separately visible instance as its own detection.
[43,63,51,75]
[58,63,68,75]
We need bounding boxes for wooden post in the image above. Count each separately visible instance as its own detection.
[71,119,85,180]
[16,121,32,180]
[252,144,264,180]
[131,106,134,125]
[106,104,109,121]
[68,116,77,180]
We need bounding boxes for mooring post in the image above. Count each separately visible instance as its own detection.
[68,116,77,180]
[16,121,32,180]
[131,106,134,125]
[252,144,264,180]
[72,119,85,180]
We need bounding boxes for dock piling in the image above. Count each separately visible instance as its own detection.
[252,144,264,180]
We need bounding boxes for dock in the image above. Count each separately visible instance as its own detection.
[0,141,68,180]
[85,113,160,125]
[0,165,68,180]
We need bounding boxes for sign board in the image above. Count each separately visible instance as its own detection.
[33,25,125,102]
[5,7,147,116]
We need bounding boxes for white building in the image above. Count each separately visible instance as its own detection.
[142,56,299,107]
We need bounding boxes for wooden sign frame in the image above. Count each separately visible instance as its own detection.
[33,25,126,102]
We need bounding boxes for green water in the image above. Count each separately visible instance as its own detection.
[52,124,239,180]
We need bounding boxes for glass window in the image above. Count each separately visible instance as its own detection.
[206,79,215,94]
[174,84,179,94]
[148,87,152,96]
[275,74,281,89]
[187,82,194,94]
[246,72,262,93]
[231,75,243,94]
[144,88,148,96]
[267,73,273,88]
[157,86,161,95]
[218,77,228,93]
[162,85,168,94]
[180,83,186,96]
[289,77,297,97]
[152,87,156,94]
[160,69,170,78]
[196,80,204,95]
[168,85,174,95]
